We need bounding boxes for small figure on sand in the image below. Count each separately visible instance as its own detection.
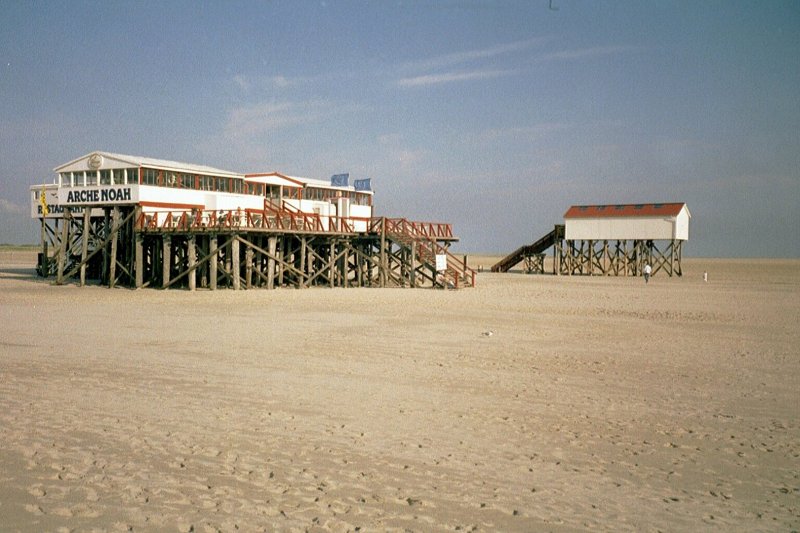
[643,263,652,284]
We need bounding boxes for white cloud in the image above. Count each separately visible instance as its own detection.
[402,37,549,72]
[397,68,515,87]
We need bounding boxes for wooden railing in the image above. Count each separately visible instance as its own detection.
[376,217,475,288]
[135,207,369,234]
[370,217,454,239]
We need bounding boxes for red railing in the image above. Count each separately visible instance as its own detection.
[375,217,475,288]
[370,217,454,239]
[135,206,371,234]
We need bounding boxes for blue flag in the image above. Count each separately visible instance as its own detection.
[354,178,372,191]
[330,173,349,187]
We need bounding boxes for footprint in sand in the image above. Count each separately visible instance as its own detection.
[25,504,45,515]
[27,485,46,498]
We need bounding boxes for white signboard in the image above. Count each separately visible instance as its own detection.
[435,254,447,272]
[58,185,139,206]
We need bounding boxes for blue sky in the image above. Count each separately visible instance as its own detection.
[1,0,798,256]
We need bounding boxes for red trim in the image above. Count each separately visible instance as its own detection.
[139,200,205,210]
[564,203,685,219]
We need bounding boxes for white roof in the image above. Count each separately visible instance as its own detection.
[54,151,244,178]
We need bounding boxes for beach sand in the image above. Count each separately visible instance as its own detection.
[1,251,798,531]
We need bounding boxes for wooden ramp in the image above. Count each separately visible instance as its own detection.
[491,225,564,273]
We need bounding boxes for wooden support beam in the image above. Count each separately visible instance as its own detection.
[56,209,71,285]
[267,235,277,289]
[188,236,197,291]
[210,235,218,290]
[380,218,387,287]
[410,241,417,287]
[135,233,143,288]
[109,207,119,288]
[231,235,240,290]
[245,245,253,289]
[80,209,90,286]
[162,235,171,289]
[300,237,307,288]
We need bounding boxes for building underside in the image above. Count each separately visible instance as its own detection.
[493,225,684,277]
[36,207,476,290]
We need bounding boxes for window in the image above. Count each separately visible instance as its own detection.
[113,169,124,185]
[60,172,72,187]
[142,168,158,185]
[99,170,111,185]
[127,168,140,184]
[86,171,97,186]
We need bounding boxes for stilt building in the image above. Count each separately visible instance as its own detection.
[493,202,690,277]
[32,152,475,290]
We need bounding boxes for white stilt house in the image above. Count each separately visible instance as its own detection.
[556,203,690,277]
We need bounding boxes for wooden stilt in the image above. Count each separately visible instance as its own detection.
[232,235,240,290]
[162,235,171,289]
[109,207,119,288]
[188,236,197,291]
[300,237,307,288]
[380,218,387,287]
[135,233,143,288]
[210,235,218,290]
[80,209,90,286]
[267,236,277,289]
[56,209,70,285]
[245,245,253,289]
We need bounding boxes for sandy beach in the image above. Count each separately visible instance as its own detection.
[1,251,798,532]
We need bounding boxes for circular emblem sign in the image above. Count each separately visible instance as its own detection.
[88,153,103,170]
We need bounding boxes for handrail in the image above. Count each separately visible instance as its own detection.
[379,216,476,288]
[136,207,366,234]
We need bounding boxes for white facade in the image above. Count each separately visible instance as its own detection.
[32,151,374,232]
[564,204,690,241]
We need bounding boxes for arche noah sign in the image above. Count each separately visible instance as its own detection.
[59,186,138,206]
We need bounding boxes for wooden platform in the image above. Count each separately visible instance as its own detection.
[36,206,476,290]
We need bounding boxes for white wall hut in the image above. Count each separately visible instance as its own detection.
[564,203,690,241]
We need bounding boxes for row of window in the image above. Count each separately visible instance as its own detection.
[59,168,372,206]
[60,168,140,186]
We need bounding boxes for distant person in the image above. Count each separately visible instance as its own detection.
[644,263,652,284]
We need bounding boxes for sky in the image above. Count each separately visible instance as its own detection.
[1,0,798,257]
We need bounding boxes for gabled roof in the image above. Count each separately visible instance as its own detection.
[244,172,304,187]
[564,203,688,219]
[54,151,244,178]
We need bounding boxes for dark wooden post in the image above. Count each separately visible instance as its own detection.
[267,235,277,289]
[135,232,143,288]
[80,209,90,286]
[109,207,119,288]
[162,235,171,289]
[245,244,253,289]
[56,209,70,285]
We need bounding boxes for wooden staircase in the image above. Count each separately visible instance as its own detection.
[492,224,564,273]
[380,218,476,288]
